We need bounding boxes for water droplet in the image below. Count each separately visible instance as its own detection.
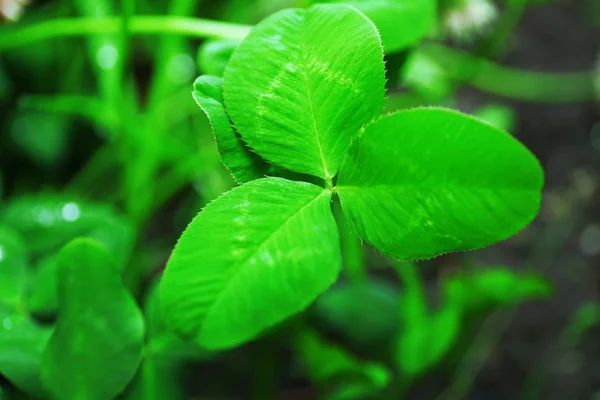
[2,317,13,330]
[0,246,4,262]
[61,202,81,222]
[96,44,118,70]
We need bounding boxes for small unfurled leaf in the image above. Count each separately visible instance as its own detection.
[315,0,437,53]
[443,267,552,311]
[224,4,385,179]
[396,304,461,377]
[0,311,52,398]
[394,260,460,376]
[41,238,145,400]
[295,328,390,400]
[197,39,240,76]
[337,107,544,260]
[192,75,267,183]
[0,226,27,310]
[160,178,341,350]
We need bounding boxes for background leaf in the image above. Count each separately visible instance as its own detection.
[337,107,544,260]
[160,177,341,349]
[0,226,27,311]
[197,39,240,76]
[295,327,390,400]
[0,311,52,398]
[443,267,553,312]
[192,75,267,183]
[41,238,145,400]
[314,0,437,53]
[396,304,461,377]
[224,4,386,179]
[314,279,400,348]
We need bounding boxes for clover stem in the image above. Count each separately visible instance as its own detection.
[0,16,252,52]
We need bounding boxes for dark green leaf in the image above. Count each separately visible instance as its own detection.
[0,226,27,310]
[224,4,385,179]
[1,195,133,260]
[41,238,145,400]
[197,39,240,76]
[337,108,544,260]
[295,328,389,400]
[0,311,52,398]
[160,178,341,349]
[193,75,267,183]
[314,279,400,346]
[443,267,552,311]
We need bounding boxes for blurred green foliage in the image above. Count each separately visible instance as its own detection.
[0,0,595,398]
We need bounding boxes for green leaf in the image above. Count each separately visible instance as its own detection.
[295,328,390,400]
[443,267,552,312]
[314,279,400,347]
[315,0,437,53]
[224,4,386,179]
[27,256,58,316]
[197,39,240,76]
[9,111,70,166]
[396,304,460,377]
[160,177,341,349]
[0,195,131,256]
[0,226,27,310]
[41,238,145,400]
[337,107,544,260]
[192,75,267,183]
[0,311,52,398]
[472,103,516,132]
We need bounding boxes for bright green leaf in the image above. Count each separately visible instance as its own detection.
[193,75,267,183]
[337,107,544,260]
[0,226,27,310]
[295,328,389,400]
[224,4,386,179]
[0,311,52,398]
[443,267,552,311]
[315,0,437,53]
[197,39,240,76]
[41,238,145,400]
[160,177,341,350]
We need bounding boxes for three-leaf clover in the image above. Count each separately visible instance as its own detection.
[160,4,543,350]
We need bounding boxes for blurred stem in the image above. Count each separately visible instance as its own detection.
[417,43,597,103]
[333,197,367,285]
[477,0,528,57]
[0,16,251,51]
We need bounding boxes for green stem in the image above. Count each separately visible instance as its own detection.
[417,43,597,103]
[0,16,252,52]
[333,198,367,285]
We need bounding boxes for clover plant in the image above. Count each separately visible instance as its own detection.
[159,3,544,350]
